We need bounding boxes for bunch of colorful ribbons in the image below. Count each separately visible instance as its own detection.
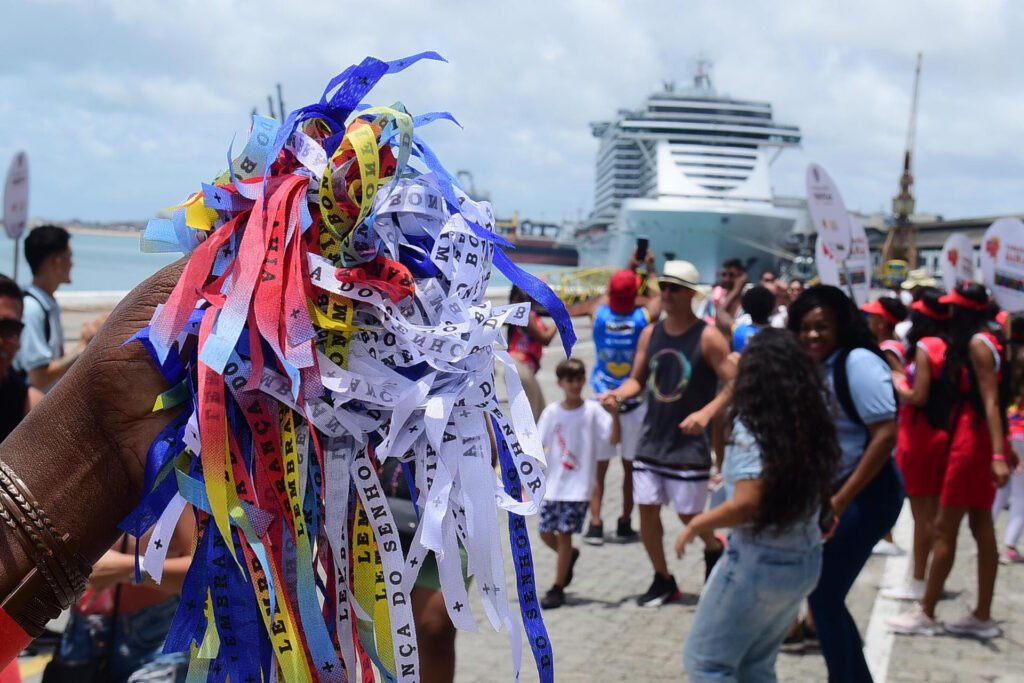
[122,52,574,682]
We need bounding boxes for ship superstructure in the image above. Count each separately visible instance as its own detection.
[579,62,807,279]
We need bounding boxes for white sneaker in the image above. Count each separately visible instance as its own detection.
[886,604,941,636]
[872,539,905,556]
[881,579,925,602]
[944,613,1001,640]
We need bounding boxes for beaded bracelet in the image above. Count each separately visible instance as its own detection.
[0,460,91,636]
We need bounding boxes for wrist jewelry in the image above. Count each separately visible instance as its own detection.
[993,453,1008,462]
[0,460,92,636]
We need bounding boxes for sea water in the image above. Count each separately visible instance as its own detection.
[0,230,565,293]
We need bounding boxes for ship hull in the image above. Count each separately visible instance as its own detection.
[578,197,806,282]
[505,243,579,267]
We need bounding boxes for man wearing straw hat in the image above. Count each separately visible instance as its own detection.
[601,260,735,606]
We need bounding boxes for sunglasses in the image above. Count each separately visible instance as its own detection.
[660,283,686,293]
[0,319,24,338]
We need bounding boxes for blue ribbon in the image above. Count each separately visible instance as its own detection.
[492,248,576,357]
[493,416,554,683]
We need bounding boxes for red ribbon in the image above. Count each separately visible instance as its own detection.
[0,606,31,667]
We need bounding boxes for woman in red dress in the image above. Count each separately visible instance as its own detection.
[888,283,1014,638]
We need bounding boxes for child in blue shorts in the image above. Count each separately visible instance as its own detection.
[537,358,620,608]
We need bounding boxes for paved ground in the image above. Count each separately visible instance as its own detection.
[18,311,1024,682]
[453,320,1024,682]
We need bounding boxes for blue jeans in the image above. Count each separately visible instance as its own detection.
[54,597,188,683]
[809,460,904,683]
[684,529,823,682]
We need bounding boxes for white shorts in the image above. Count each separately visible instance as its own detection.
[633,462,710,516]
[597,401,648,462]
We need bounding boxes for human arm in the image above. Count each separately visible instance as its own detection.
[882,350,903,373]
[27,352,81,390]
[23,387,43,415]
[86,511,196,595]
[679,326,737,436]
[676,479,762,556]
[830,350,899,518]
[971,336,1012,486]
[831,418,897,519]
[565,294,605,319]
[600,324,653,409]
[607,402,621,447]
[714,273,746,336]
[893,346,931,407]
[525,312,557,346]
[0,260,185,620]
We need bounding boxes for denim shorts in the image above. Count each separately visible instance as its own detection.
[54,597,188,683]
[539,500,590,534]
[684,531,822,682]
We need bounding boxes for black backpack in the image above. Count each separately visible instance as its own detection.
[23,289,53,345]
[832,346,899,446]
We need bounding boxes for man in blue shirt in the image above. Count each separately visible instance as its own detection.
[16,225,101,390]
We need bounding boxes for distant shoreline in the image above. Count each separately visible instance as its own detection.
[67,226,142,238]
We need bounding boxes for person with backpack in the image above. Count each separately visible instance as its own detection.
[881,291,951,601]
[861,296,910,557]
[787,285,903,682]
[15,225,103,391]
[888,283,1015,639]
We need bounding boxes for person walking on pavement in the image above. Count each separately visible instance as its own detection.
[580,250,661,545]
[888,283,1014,639]
[678,329,839,682]
[601,260,735,607]
[882,292,951,602]
[789,285,903,682]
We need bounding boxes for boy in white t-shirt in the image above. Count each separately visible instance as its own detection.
[537,358,620,608]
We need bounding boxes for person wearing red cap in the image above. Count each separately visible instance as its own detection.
[882,291,952,602]
[860,297,911,558]
[889,282,1015,639]
[861,298,908,373]
[582,256,661,545]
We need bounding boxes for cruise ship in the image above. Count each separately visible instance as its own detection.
[577,62,809,281]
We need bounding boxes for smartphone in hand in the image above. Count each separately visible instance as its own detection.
[635,235,649,261]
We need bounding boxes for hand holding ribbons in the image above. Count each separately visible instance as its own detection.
[117,54,568,683]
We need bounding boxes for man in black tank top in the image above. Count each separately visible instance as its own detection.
[602,260,736,607]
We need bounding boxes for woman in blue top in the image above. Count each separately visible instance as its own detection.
[788,285,903,682]
[677,328,840,682]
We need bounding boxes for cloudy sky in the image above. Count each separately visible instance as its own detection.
[2,0,1022,225]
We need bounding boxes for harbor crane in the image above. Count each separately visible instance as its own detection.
[881,53,923,269]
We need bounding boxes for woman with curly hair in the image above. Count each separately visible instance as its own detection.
[888,282,1013,638]
[788,285,903,682]
[677,329,840,682]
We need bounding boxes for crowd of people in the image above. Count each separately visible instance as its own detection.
[3,225,1023,682]
[521,253,1022,682]
[1,226,186,683]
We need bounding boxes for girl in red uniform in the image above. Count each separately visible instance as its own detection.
[888,283,1014,638]
[884,291,950,601]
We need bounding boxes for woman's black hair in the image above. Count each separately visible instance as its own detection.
[786,284,877,353]
[904,289,948,364]
[877,297,908,325]
[944,282,1006,429]
[730,328,840,534]
[1008,314,1024,404]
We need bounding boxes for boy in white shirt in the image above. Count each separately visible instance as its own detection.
[537,358,620,608]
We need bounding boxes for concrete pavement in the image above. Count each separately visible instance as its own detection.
[18,311,1024,682]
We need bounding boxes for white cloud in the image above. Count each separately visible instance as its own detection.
[1,0,1021,224]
